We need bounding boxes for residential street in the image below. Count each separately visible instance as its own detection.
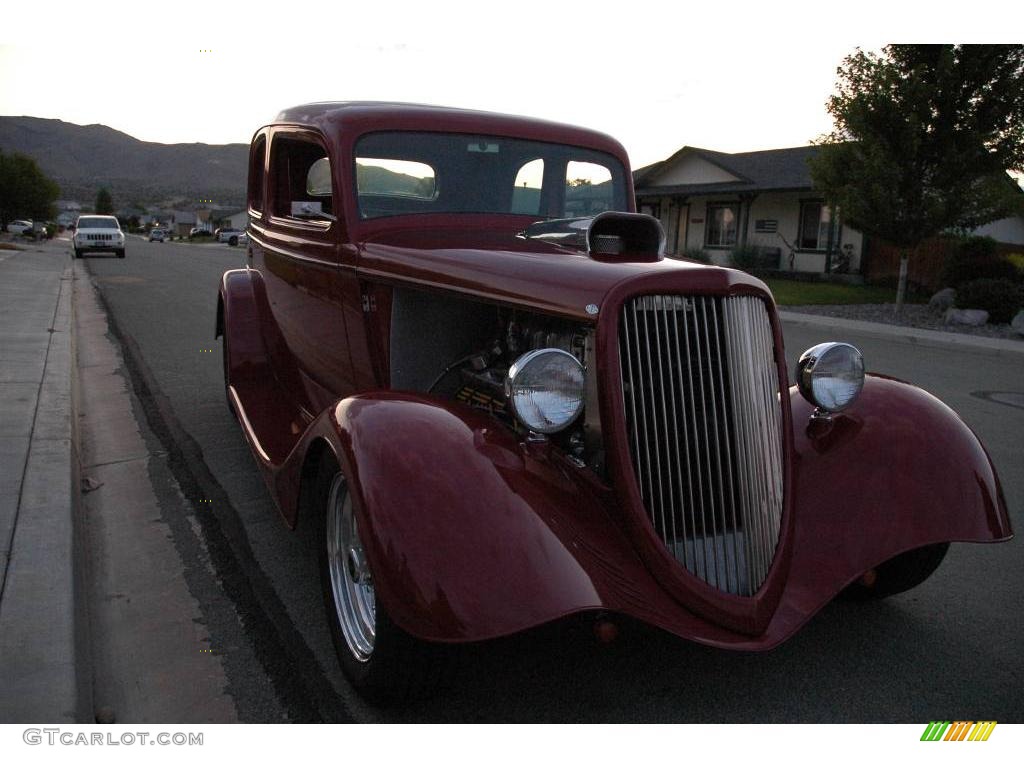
[66,235,1023,723]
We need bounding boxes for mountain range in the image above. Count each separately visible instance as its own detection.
[0,116,248,207]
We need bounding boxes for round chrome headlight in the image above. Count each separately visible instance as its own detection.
[796,342,865,412]
[505,348,585,434]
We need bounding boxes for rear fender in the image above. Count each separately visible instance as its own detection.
[218,268,269,384]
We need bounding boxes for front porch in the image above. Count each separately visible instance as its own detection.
[638,190,863,275]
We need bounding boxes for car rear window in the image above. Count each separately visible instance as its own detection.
[78,217,119,229]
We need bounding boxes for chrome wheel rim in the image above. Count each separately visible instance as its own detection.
[326,474,375,661]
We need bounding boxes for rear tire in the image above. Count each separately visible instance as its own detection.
[315,456,441,705]
[229,236,238,246]
[841,543,950,601]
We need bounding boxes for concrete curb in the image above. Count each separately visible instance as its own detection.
[0,259,82,722]
[778,310,1024,358]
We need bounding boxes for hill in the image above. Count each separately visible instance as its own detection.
[0,116,248,207]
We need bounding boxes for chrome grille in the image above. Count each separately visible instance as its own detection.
[87,234,113,241]
[619,294,784,596]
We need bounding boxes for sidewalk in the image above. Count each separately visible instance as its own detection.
[0,241,82,722]
[779,310,1024,358]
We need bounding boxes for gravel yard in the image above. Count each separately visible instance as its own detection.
[787,302,1024,341]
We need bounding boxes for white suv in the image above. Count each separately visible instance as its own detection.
[73,215,125,259]
[217,228,244,245]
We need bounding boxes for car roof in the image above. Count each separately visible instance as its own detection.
[267,101,629,161]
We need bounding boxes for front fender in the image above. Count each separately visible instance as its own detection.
[325,392,670,643]
[766,375,1012,632]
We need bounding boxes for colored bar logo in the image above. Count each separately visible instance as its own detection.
[921,721,997,741]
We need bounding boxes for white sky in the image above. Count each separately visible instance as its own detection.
[1,1,1022,176]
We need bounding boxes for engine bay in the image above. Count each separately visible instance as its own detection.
[388,286,600,469]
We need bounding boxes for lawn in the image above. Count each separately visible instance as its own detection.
[764,278,915,306]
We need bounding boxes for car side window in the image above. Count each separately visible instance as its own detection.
[270,134,334,223]
[249,135,266,214]
[511,158,543,215]
[565,160,614,217]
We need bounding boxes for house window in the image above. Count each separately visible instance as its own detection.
[798,201,833,250]
[705,203,738,247]
[639,202,660,220]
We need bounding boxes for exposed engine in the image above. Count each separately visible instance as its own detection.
[430,308,593,463]
[438,310,585,413]
[389,286,600,470]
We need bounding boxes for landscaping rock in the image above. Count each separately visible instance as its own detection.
[928,287,956,313]
[1012,310,1024,337]
[944,308,989,326]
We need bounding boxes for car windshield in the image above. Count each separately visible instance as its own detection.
[354,132,628,221]
[78,217,119,229]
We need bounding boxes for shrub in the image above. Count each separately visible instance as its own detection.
[941,236,1021,288]
[730,245,778,272]
[957,235,999,261]
[682,247,709,263]
[955,278,1024,324]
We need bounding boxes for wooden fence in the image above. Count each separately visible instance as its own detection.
[863,237,1020,291]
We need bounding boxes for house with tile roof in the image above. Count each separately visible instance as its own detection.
[635,144,1024,277]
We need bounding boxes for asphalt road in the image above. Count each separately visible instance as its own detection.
[81,236,1023,723]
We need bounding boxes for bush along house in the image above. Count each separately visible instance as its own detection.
[635,144,1024,286]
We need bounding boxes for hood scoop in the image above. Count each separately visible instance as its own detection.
[520,212,665,263]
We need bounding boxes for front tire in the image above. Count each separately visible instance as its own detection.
[229,235,238,246]
[73,248,82,259]
[841,543,950,601]
[316,459,439,705]
[116,249,125,258]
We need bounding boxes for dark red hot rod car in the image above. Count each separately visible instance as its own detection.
[216,102,1012,703]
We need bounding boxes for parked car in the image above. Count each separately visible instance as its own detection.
[217,228,244,245]
[149,229,167,242]
[5,219,32,234]
[216,102,1012,704]
[27,221,52,239]
[73,215,125,258]
[190,227,213,239]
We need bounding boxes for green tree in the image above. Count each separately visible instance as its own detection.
[0,149,60,228]
[810,45,1024,311]
[95,187,114,215]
